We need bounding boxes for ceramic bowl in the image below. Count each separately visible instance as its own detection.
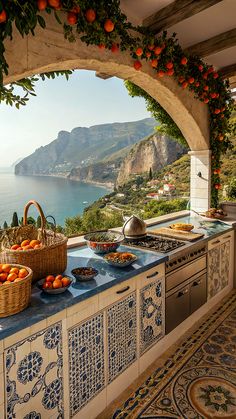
[71,267,98,281]
[37,277,73,294]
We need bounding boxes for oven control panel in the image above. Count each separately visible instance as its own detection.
[165,245,207,273]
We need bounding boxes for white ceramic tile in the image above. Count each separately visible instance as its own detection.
[0,403,4,419]
[72,388,106,419]
[0,340,3,355]
[61,318,69,418]
[66,298,99,329]
[107,361,138,405]
[3,326,30,349]
[66,295,98,318]
[46,309,66,326]
[0,353,3,375]
[30,319,47,335]
[0,373,4,405]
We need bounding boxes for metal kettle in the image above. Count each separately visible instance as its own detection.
[122,215,147,240]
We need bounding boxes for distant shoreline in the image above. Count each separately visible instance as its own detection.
[14,172,114,191]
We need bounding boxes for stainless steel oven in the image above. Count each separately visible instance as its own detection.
[165,244,207,334]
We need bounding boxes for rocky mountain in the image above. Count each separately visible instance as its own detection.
[68,160,120,188]
[15,118,156,176]
[116,133,186,185]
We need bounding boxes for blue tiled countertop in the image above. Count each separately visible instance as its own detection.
[0,245,166,341]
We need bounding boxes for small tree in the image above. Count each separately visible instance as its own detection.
[149,167,153,180]
[11,211,19,227]
[3,221,8,229]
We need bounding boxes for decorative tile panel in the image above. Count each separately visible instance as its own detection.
[107,292,137,384]
[220,240,230,290]
[208,246,221,299]
[4,322,63,419]
[139,278,165,355]
[68,312,105,417]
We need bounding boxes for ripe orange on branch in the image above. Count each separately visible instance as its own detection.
[67,12,78,25]
[104,19,115,33]
[135,47,143,57]
[0,10,7,23]
[85,9,96,23]
[37,0,47,11]
[48,0,60,8]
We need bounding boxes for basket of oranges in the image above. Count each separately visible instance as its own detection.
[0,263,33,317]
[0,200,68,282]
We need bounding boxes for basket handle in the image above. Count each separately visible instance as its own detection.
[23,200,46,229]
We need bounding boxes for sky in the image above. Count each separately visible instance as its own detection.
[0,70,150,167]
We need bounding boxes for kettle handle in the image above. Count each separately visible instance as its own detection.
[122,217,130,235]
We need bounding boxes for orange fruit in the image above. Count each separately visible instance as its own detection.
[21,239,30,247]
[46,275,55,282]
[14,278,23,283]
[0,10,7,24]
[17,247,23,251]
[7,273,17,282]
[30,239,41,247]
[55,274,63,281]
[62,277,71,287]
[67,12,77,25]
[11,244,20,250]
[22,245,34,250]
[34,244,41,249]
[37,0,47,10]
[0,264,3,273]
[52,279,62,289]
[0,273,8,282]
[43,281,52,289]
[10,267,19,274]
[85,9,96,23]
[48,0,60,7]
[104,19,115,33]
[2,264,11,273]
[18,268,28,279]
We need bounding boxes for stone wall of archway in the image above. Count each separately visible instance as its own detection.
[3,13,211,211]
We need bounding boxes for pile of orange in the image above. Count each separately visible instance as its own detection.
[0,264,29,285]
[42,274,71,289]
[10,239,42,251]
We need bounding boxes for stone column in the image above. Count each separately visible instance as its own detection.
[189,150,211,212]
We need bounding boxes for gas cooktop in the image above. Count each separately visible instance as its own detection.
[124,235,185,253]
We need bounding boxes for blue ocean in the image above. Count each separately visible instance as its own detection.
[0,172,109,226]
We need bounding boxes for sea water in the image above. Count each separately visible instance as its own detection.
[0,172,110,226]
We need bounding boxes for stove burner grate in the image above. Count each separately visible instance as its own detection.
[124,235,185,253]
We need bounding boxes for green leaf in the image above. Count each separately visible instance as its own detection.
[37,15,46,29]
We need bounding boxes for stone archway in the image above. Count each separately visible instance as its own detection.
[3,13,211,211]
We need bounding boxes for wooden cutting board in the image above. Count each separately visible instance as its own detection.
[149,227,204,241]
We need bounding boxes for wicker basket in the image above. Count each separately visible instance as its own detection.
[0,201,68,282]
[0,264,33,317]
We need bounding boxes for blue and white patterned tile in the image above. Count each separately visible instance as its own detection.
[107,292,137,384]
[68,312,105,417]
[140,278,165,355]
[4,322,63,419]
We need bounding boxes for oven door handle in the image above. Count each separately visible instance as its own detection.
[178,288,189,297]
[193,279,202,286]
